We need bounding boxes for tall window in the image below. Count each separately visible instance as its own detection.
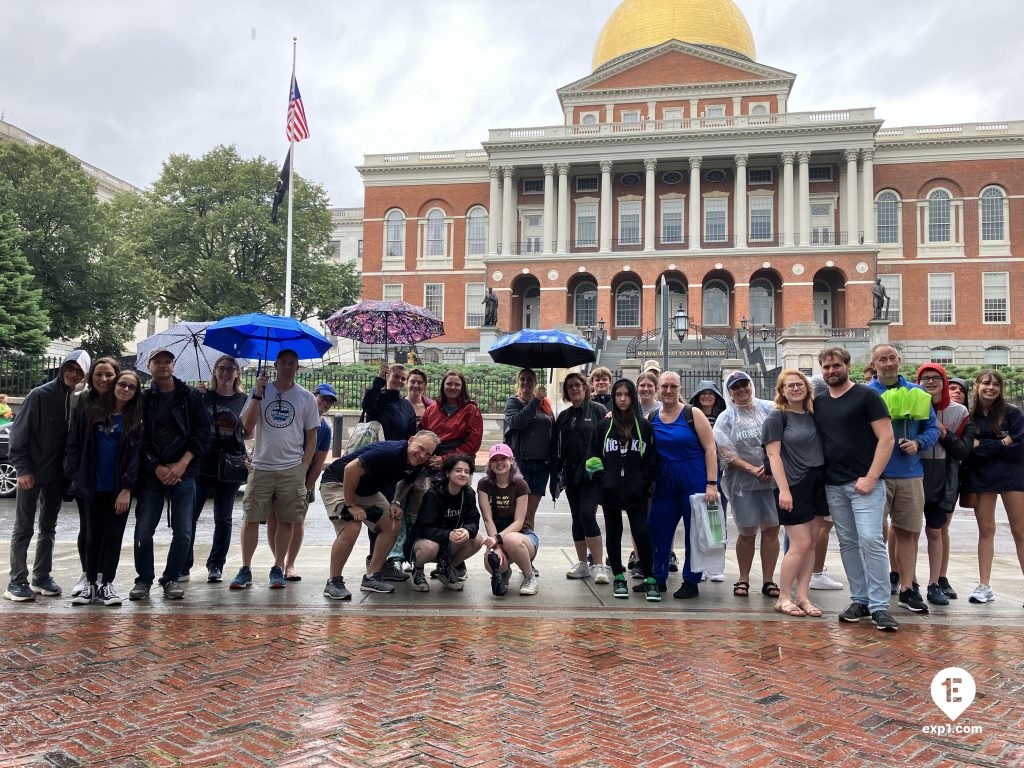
[749,196,773,241]
[703,280,729,326]
[574,282,597,327]
[981,187,1005,241]
[465,283,485,327]
[982,272,1009,323]
[928,189,951,242]
[424,283,444,319]
[704,198,728,242]
[985,347,1010,366]
[876,191,900,243]
[619,201,641,244]
[575,202,598,246]
[615,282,640,327]
[383,284,403,302]
[661,199,684,243]
[879,274,902,323]
[928,273,954,324]
[749,279,774,325]
[466,206,487,255]
[426,209,446,257]
[385,210,405,258]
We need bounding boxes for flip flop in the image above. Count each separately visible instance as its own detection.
[774,602,806,617]
[733,581,750,597]
[284,573,302,582]
[761,582,781,598]
[798,600,823,617]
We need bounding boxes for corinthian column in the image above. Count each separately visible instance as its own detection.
[556,163,570,254]
[844,148,859,244]
[861,148,875,245]
[734,153,748,248]
[781,151,795,246]
[644,158,657,252]
[501,166,516,255]
[488,167,501,255]
[797,151,811,246]
[542,163,555,254]
[688,156,702,248]
[600,159,613,252]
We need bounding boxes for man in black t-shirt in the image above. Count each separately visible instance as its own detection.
[320,431,438,600]
[813,347,897,632]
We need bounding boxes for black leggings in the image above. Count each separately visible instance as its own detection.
[602,490,653,577]
[566,482,601,541]
[84,491,131,584]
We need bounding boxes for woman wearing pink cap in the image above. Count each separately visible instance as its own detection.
[478,443,539,596]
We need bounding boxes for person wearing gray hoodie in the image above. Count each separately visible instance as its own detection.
[4,349,91,601]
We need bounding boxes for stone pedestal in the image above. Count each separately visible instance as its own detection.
[868,319,892,355]
[777,322,832,376]
[620,359,641,380]
[719,358,746,392]
[468,325,503,364]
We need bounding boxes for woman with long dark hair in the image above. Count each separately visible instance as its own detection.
[64,370,144,605]
[961,369,1024,605]
[405,368,433,428]
[590,379,658,600]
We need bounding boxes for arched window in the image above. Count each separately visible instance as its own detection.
[385,209,405,258]
[751,104,769,116]
[574,282,597,328]
[749,278,774,326]
[581,113,598,125]
[981,187,1005,241]
[426,209,446,257]
[615,282,641,327]
[466,206,487,255]
[929,347,955,365]
[876,190,900,244]
[985,347,1010,366]
[703,280,729,326]
[928,189,951,242]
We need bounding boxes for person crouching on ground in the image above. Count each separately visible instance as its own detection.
[409,454,483,592]
[479,444,540,597]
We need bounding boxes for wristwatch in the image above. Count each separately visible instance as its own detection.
[707,480,718,485]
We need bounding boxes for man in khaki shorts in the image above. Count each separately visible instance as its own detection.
[230,349,320,590]
[321,431,438,600]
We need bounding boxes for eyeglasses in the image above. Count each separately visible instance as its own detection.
[783,382,805,390]
[116,381,137,391]
[215,366,238,373]
[919,376,943,383]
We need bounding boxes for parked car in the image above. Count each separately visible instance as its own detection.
[0,419,15,498]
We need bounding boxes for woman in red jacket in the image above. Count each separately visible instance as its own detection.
[421,371,484,470]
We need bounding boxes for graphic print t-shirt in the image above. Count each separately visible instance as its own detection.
[245,383,320,471]
[477,477,531,534]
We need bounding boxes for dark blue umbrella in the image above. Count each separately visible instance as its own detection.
[488,328,596,369]
[204,313,332,366]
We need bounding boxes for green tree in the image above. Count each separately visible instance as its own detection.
[0,208,50,355]
[139,145,361,322]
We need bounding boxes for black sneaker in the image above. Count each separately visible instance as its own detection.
[838,602,871,623]
[3,581,35,602]
[128,581,151,601]
[645,578,661,602]
[656,581,668,593]
[360,573,395,593]
[872,609,899,632]
[668,552,680,572]
[71,583,95,606]
[435,553,453,583]
[938,576,958,600]
[453,563,468,581]
[379,559,410,582]
[673,581,699,600]
[926,583,949,606]
[629,567,645,580]
[487,552,506,596]
[324,576,352,600]
[613,577,629,599]
[587,551,594,566]
[30,576,62,597]
[898,588,928,613]
[889,571,900,596]
[626,551,638,571]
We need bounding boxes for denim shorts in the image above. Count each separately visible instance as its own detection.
[519,460,549,496]
[522,529,540,554]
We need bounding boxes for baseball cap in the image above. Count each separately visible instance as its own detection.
[726,370,752,390]
[488,443,514,461]
[147,347,175,363]
[314,383,338,400]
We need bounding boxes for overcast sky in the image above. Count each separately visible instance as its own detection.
[3,1,1022,207]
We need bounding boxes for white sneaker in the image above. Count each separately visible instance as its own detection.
[565,561,590,580]
[810,570,844,590]
[70,574,89,598]
[519,575,539,595]
[969,583,995,604]
[592,564,610,584]
[709,573,726,582]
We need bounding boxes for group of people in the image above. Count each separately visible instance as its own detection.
[5,344,1022,627]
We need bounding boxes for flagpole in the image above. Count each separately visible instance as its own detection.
[284,37,297,318]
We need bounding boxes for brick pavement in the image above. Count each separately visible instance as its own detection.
[2,606,1022,767]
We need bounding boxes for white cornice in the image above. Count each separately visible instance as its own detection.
[561,79,793,105]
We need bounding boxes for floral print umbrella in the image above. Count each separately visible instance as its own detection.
[326,300,445,360]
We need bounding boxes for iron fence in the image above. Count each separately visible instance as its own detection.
[0,355,65,396]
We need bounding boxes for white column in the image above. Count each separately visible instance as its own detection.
[844,148,859,245]
[732,96,742,117]
[556,162,570,254]
[563,106,573,126]
[600,159,613,252]
[688,156,702,248]
[501,166,516,255]
[781,151,795,246]
[542,163,555,254]
[647,101,657,120]
[734,153,748,248]
[797,151,811,246]
[689,98,699,119]
[861,148,875,245]
[604,104,615,123]
[644,158,657,252]
[488,167,501,255]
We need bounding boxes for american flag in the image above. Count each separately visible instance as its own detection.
[286,76,309,142]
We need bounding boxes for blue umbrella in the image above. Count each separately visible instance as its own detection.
[135,321,250,383]
[488,328,596,369]
[204,313,332,366]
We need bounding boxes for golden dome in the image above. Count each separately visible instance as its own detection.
[592,0,756,70]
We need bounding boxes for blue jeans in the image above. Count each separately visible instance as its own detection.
[134,476,196,586]
[825,481,890,613]
[187,476,240,572]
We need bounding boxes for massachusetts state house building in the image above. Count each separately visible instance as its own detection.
[357,0,1024,369]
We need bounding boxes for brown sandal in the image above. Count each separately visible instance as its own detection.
[761,582,781,598]
[733,581,750,597]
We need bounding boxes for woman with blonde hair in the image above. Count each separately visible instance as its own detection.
[762,369,828,617]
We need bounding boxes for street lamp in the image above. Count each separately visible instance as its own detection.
[595,318,607,350]
[581,324,594,343]
[739,315,748,339]
[673,304,689,342]
[759,325,770,343]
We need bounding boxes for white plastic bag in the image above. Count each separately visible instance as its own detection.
[689,493,726,575]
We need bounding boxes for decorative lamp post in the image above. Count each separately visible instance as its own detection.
[582,324,594,344]
[673,304,689,342]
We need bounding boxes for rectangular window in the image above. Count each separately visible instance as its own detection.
[575,176,599,193]
[383,284,403,302]
[982,272,1009,323]
[662,108,683,122]
[465,283,485,327]
[876,198,899,244]
[928,273,954,324]
[618,201,641,244]
[809,165,833,182]
[424,284,444,319]
[621,110,641,122]
[661,199,684,243]
[981,192,1005,241]
[705,105,726,118]
[704,198,728,242]
[879,274,902,323]
[575,202,598,246]
[467,212,486,256]
[749,196,773,241]
[748,168,773,185]
[522,178,543,194]
[329,239,341,259]
[357,239,364,258]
